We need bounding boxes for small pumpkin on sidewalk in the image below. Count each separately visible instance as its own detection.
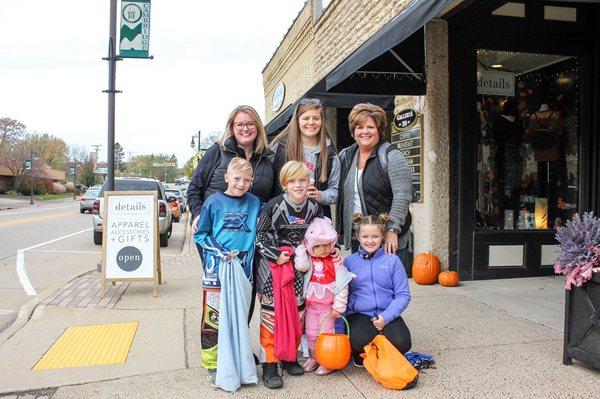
[438,270,460,287]
[412,252,441,285]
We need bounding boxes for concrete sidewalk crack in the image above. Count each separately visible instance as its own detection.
[183,308,190,369]
[340,368,368,398]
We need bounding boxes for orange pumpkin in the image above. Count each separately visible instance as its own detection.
[412,252,441,285]
[438,270,460,287]
[315,316,351,370]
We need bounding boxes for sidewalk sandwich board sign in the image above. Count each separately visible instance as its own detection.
[119,0,152,59]
[101,191,162,297]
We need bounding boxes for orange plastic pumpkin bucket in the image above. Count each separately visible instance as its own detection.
[315,315,351,370]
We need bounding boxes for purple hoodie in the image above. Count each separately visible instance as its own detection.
[344,246,410,324]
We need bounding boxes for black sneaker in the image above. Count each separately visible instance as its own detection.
[262,362,283,389]
[280,360,304,376]
[352,353,364,368]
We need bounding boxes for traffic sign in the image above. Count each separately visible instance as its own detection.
[152,162,176,167]
[24,160,32,171]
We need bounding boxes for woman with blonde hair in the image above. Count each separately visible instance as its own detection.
[188,105,277,233]
[271,98,340,218]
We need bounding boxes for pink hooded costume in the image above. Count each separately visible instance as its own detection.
[295,217,354,350]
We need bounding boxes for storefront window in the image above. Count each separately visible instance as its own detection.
[475,50,579,230]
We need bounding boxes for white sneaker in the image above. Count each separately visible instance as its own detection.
[207,369,217,387]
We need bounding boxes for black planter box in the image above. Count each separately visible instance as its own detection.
[563,273,600,370]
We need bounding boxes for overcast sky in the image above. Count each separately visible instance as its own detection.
[0,0,304,167]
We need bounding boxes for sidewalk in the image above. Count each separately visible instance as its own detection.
[0,195,79,211]
[0,229,599,398]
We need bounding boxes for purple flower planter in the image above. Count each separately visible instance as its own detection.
[563,273,600,370]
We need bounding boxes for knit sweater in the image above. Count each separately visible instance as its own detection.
[344,246,410,324]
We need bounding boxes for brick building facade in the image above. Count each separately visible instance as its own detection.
[262,0,600,281]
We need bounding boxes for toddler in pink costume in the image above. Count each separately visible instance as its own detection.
[295,217,354,375]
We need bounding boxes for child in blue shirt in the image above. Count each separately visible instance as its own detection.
[195,157,261,389]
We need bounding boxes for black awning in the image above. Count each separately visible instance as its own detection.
[305,79,395,108]
[265,80,395,136]
[325,0,452,91]
[265,103,295,136]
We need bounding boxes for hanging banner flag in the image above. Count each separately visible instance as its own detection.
[119,0,151,58]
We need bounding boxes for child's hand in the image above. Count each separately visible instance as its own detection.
[225,252,236,261]
[331,310,341,319]
[372,315,386,331]
[276,251,291,265]
[331,246,342,263]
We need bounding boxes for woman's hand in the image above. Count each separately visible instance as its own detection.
[372,315,386,331]
[384,230,398,255]
[331,310,341,319]
[276,251,291,265]
[191,215,200,234]
[306,185,322,202]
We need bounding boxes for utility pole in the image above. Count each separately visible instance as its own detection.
[91,144,102,163]
[127,151,133,175]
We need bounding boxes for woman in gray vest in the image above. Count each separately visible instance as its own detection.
[270,98,340,219]
[338,103,412,258]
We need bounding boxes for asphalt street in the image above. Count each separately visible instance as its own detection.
[0,198,186,333]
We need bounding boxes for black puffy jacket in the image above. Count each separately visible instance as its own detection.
[187,137,276,219]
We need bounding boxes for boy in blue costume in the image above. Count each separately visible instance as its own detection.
[195,157,261,389]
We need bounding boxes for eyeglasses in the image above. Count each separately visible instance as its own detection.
[233,121,256,130]
[299,98,322,106]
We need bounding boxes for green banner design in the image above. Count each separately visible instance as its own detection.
[119,0,151,59]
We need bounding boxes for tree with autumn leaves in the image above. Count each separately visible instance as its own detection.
[0,117,70,192]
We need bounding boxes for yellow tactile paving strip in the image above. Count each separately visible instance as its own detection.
[33,322,139,370]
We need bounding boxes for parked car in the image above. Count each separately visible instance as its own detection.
[92,177,173,247]
[80,186,101,213]
[165,188,186,213]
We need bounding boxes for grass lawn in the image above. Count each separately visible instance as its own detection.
[38,193,76,201]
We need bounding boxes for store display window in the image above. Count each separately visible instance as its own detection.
[475,50,580,231]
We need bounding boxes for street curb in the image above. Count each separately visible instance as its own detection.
[175,213,192,256]
[0,213,191,346]
[0,268,94,346]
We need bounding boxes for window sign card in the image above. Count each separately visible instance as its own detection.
[103,192,157,280]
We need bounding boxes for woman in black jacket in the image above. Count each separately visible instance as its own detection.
[187,105,277,231]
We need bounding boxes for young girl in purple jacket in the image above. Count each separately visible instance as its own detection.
[344,214,412,367]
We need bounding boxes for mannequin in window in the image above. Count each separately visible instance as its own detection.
[527,104,565,228]
[527,104,563,162]
[494,98,524,216]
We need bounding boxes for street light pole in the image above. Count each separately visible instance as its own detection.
[104,0,120,192]
[190,130,201,151]
[29,148,34,205]
[72,160,77,199]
